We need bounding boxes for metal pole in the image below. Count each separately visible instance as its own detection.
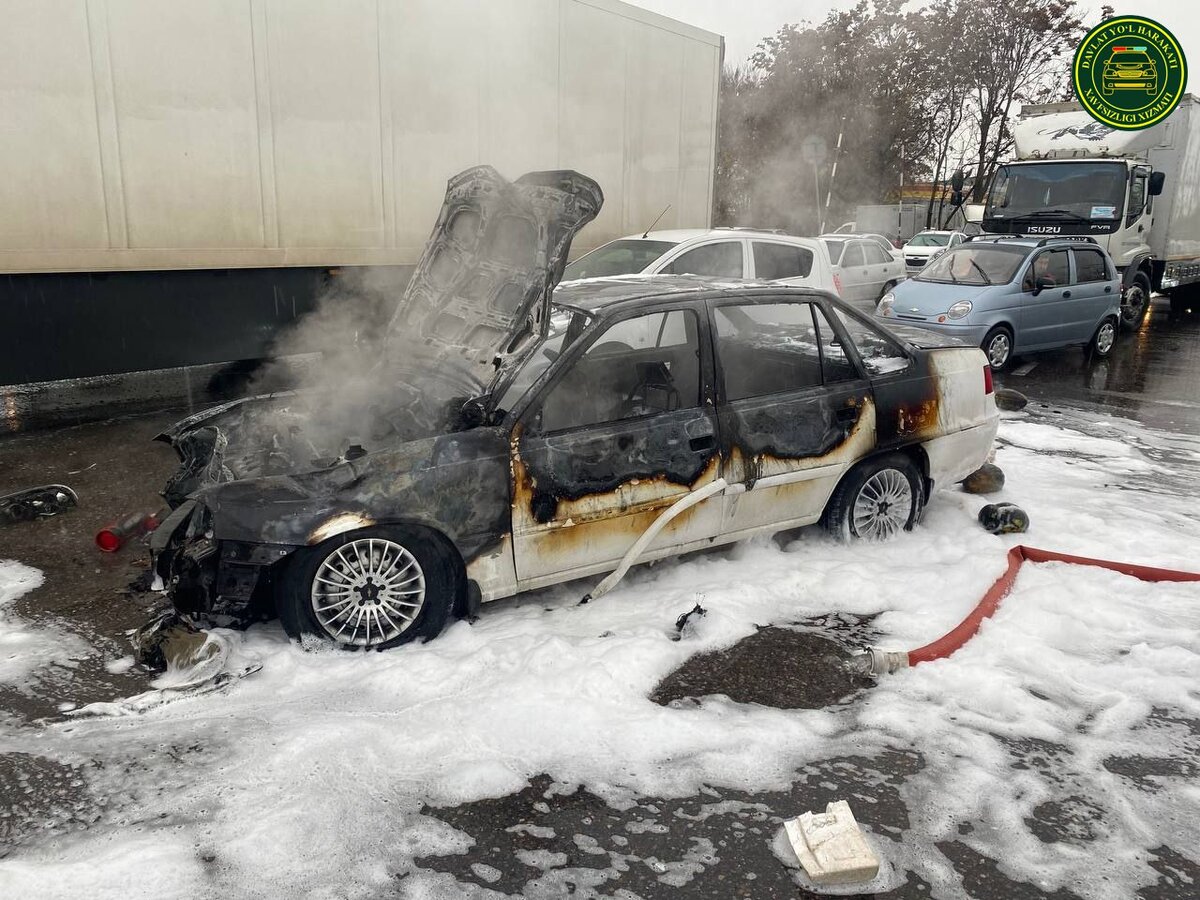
[813,163,821,235]
[897,143,904,245]
[822,116,845,234]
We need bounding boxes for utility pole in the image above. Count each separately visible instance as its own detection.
[897,143,904,245]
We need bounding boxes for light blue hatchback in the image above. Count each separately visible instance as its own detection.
[874,237,1122,370]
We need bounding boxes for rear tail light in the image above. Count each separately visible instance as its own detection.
[833,273,844,296]
[983,365,994,394]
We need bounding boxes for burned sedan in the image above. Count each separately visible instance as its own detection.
[151,167,999,651]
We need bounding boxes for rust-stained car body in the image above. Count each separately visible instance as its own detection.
[151,167,998,650]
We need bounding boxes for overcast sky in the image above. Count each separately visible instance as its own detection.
[626,1,1198,92]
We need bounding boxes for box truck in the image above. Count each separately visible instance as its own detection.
[0,0,722,387]
[981,96,1200,320]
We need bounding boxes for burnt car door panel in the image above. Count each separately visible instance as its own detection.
[510,306,722,583]
[709,298,877,536]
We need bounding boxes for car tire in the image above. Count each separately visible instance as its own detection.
[276,525,456,650]
[1121,272,1151,328]
[1086,316,1118,359]
[981,325,1014,372]
[878,280,897,301]
[824,453,924,541]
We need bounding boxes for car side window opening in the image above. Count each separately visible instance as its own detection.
[862,242,890,265]
[752,241,814,280]
[813,307,858,383]
[822,239,846,265]
[535,309,701,433]
[1028,249,1070,290]
[841,243,866,268]
[714,302,824,400]
[1074,248,1110,283]
[661,242,743,277]
[831,308,912,376]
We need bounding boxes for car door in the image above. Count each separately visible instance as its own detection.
[839,241,869,303]
[860,240,897,300]
[509,305,723,584]
[1019,248,1072,349]
[652,240,747,278]
[1070,246,1118,341]
[709,297,876,538]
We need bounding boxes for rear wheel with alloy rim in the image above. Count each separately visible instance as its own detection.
[1088,316,1118,359]
[277,525,455,650]
[981,325,1014,371]
[824,454,924,541]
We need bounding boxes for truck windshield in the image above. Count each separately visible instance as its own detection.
[562,239,677,280]
[986,162,1126,220]
[917,245,1028,286]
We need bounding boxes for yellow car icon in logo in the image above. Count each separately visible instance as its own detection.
[1102,46,1158,95]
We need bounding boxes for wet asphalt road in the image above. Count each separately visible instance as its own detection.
[1,297,1198,897]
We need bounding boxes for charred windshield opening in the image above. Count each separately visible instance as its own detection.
[985,162,1127,221]
[562,240,677,280]
[493,305,593,416]
[917,245,1028,286]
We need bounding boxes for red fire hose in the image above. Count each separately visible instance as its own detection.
[862,545,1200,675]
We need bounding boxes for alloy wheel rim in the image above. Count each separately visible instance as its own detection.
[987,333,1010,368]
[852,469,913,539]
[310,538,425,647]
[1097,322,1116,354]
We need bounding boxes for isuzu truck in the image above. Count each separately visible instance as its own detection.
[981,96,1200,320]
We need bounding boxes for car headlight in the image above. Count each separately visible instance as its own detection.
[878,292,895,316]
[947,300,973,319]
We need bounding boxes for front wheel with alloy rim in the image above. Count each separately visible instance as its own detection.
[1120,273,1151,328]
[1087,316,1118,359]
[981,325,1014,371]
[824,454,924,541]
[276,525,455,650]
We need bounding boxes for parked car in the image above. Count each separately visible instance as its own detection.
[821,232,902,256]
[149,167,999,652]
[832,221,857,234]
[562,228,838,295]
[875,236,1122,371]
[820,236,907,308]
[903,230,967,275]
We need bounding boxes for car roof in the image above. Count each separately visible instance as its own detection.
[624,228,811,244]
[962,236,1105,251]
[552,274,831,314]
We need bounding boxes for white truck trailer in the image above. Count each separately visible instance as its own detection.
[981,97,1200,319]
[0,0,721,386]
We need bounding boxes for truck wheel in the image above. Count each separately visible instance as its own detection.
[981,325,1014,371]
[277,525,455,650]
[1087,316,1118,359]
[824,454,923,541]
[1121,273,1151,328]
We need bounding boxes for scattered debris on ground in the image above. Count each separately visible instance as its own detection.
[961,462,1005,494]
[978,502,1030,534]
[993,388,1029,411]
[783,799,880,886]
[0,484,78,526]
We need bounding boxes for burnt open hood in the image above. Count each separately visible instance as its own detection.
[386,166,603,385]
